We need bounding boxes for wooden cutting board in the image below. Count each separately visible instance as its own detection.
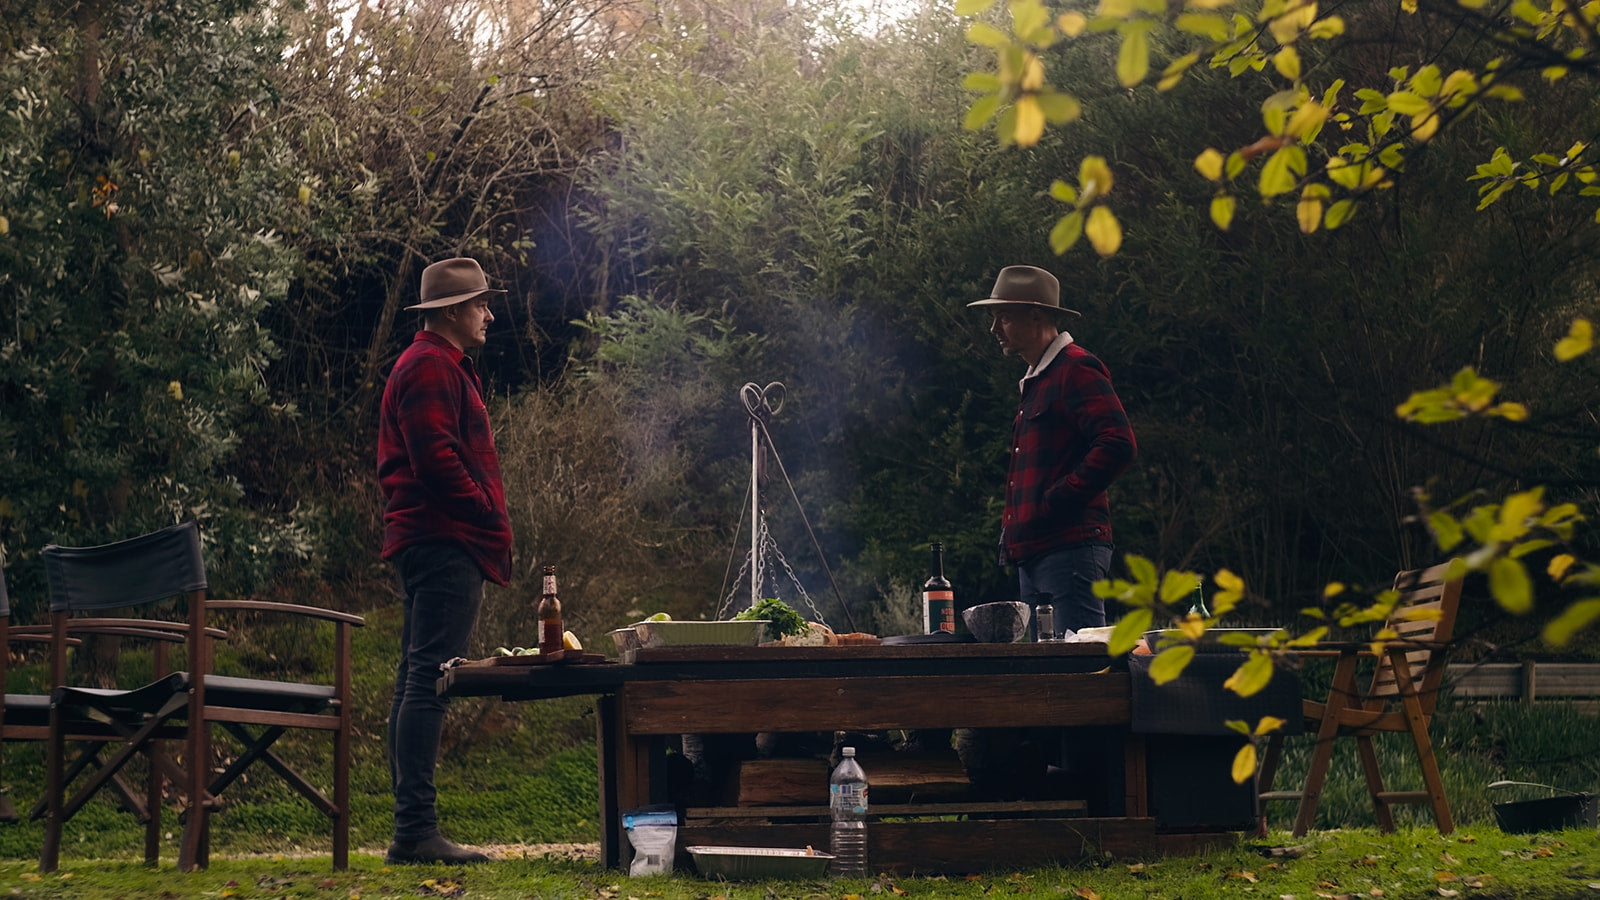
[461,650,610,667]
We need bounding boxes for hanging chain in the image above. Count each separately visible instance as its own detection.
[717,515,829,628]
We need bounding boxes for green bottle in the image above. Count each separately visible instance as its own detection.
[1188,583,1209,618]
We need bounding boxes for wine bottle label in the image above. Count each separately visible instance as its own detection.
[922,590,955,634]
[543,573,557,595]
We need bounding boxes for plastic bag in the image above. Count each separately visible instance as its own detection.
[622,805,678,875]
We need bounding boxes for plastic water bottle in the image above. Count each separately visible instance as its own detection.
[828,747,868,877]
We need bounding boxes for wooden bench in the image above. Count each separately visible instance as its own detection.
[1447,662,1600,711]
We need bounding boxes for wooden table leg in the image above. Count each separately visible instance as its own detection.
[1123,732,1148,818]
[595,694,621,871]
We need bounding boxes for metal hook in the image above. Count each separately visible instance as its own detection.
[740,381,785,422]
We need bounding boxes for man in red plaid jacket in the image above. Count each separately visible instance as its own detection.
[969,265,1137,634]
[377,257,513,864]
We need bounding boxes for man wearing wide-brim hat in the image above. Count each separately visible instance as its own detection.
[969,265,1136,635]
[377,257,512,864]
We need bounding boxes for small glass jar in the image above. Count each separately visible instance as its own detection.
[1035,602,1058,642]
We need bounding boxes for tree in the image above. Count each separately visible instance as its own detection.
[0,0,307,610]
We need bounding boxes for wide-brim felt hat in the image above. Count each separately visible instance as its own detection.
[406,258,507,310]
[966,265,1080,317]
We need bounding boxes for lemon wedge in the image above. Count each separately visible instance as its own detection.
[562,630,582,651]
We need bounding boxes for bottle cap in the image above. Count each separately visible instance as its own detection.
[842,746,856,757]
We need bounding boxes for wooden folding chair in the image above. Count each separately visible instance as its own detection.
[1257,561,1463,836]
[38,523,223,870]
[181,589,364,870]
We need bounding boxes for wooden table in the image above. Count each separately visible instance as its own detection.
[439,642,1243,873]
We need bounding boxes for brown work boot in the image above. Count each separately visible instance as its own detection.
[385,834,490,864]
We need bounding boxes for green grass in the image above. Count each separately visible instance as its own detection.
[0,827,1596,899]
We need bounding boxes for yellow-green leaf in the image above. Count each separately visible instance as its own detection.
[1273,46,1302,81]
[1037,90,1083,124]
[1259,146,1300,197]
[1210,193,1236,230]
[1085,205,1123,256]
[1541,598,1600,647]
[1231,742,1258,784]
[1117,27,1150,87]
[964,72,1003,92]
[1049,210,1085,254]
[1050,179,1079,203]
[1058,11,1089,35]
[1080,155,1115,201]
[1549,553,1577,580]
[967,21,1010,47]
[1386,90,1432,115]
[1429,510,1465,552]
[1223,652,1274,697]
[955,0,996,14]
[1108,607,1154,655]
[1160,570,1203,605]
[1254,715,1287,735]
[1297,194,1323,233]
[1492,488,1544,542]
[1325,198,1356,229]
[1148,644,1195,685]
[1554,318,1593,361]
[1175,12,1230,39]
[1489,556,1533,614]
[1194,148,1225,182]
[1014,95,1045,146]
[964,93,1002,131]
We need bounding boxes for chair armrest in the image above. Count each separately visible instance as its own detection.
[7,632,82,647]
[65,617,228,641]
[207,599,366,627]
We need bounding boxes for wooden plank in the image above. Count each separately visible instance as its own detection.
[595,695,622,871]
[622,672,1130,734]
[631,642,1112,664]
[687,799,1087,819]
[1447,663,1600,699]
[675,817,1159,874]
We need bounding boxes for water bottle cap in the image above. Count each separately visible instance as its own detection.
[842,746,856,757]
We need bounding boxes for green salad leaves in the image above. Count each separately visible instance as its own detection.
[734,597,808,640]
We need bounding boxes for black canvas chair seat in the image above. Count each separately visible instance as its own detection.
[202,675,336,713]
[52,672,193,718]
[3,693,51,728]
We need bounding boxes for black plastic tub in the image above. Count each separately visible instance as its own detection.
[1489,781,1599,833]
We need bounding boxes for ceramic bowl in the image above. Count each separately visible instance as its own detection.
[961,601,1030,643]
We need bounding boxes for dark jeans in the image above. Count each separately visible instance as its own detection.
[1017,542,1113,633]
[389,542,483,842]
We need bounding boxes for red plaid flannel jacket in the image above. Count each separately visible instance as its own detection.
[378,331,513,585]
[1000,338,1136,565]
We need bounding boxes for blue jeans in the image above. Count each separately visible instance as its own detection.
[389,542,483,842]
[1017,543,1113,634]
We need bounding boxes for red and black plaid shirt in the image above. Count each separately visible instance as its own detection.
[1000,337,1137,565]
[378,331,513,585]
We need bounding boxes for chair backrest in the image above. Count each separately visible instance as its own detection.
[1368,561,1463,711]
[42,522,207,612]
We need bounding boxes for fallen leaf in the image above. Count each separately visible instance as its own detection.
[1074,888,1102,900]
[1534,847,1554,858]
[1456,835,1477,844]
[1126,863,1146,874]
[1229,871,1260,883]
[1434,871,1459,882]
[1370,891,1385,898]
[319,879,338,889]
[1441,851,1459,864]
[1438,891,1459,898]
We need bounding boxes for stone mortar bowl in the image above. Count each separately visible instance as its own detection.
[962,601,1031,643]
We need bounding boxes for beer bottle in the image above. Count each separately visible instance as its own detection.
[538,565,564,654]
